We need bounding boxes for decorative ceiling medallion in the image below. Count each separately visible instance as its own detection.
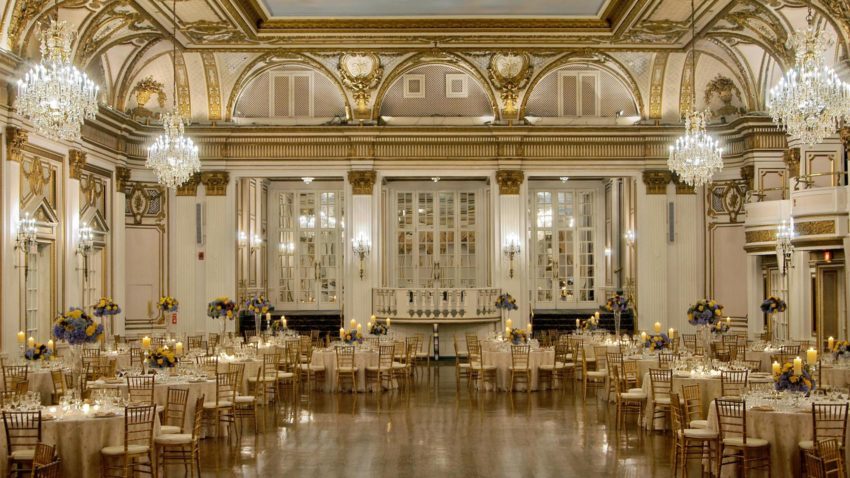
[488,52,532,116]
[339,53,383,114]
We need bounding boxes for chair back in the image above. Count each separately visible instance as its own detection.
[2,410,41,456]
[648,368,673,399]
[191,395,205,440]
[49,370,66,401]
[742,360,762,372]
[378,345,395,371]
[261,353,281,383]
[720,370,748,397]
[468,342,483,369]
[335,346,356,370]
[465,334,480,353]
[622,360,639,388]
[214,371,238,406]
[208,333,220,349]
[669,393,686,434]
[187,336,204,352]
[682,334,697,352]
[162,387,189,431]
[715,398,748,443]
[31,443,58,478]
[592,346,609,370]
[606,352,624,374]
[2,365,28,391]
[196,355,219,375]
[510,345,530,370]
[681,383,703,422]
[657,353,676,369]
[124,404,157,451]
[129,348,145,367]
[812,403,849,447]
[82,348,101,359]
[813,438,843,477]
[126,375,155,404]
[780,344,801,355]
[554,344,570,365]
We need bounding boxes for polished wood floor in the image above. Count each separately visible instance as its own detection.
[196,363,675,478]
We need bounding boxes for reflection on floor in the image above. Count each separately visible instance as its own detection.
[195,363,675,477]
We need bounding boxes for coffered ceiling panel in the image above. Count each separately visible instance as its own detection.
[257,0,609,17]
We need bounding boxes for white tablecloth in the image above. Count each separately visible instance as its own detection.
[479,349,555,392]
[311,349,397,393]
[88,378,216,430]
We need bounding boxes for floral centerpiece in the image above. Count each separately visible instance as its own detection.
[832,340,850,355]
[760,296,787,315]
[712,319,730,335]
[208,297,239,336]
[92,297,121,317]
[507,328,528,345]
[687,299,724,326]
[158,296,179,313]
[582,315,599,332]
[601,291,631,337]
[24,343,52,361]
[146,346,178,368]
[53,308,103,345]
[271,319,286,334]
[342,330,363,345]
[369,322,388,336]
[774,361,815,395]
[645,333,671,351]
[245,295,273,315]
[495,293,518,311]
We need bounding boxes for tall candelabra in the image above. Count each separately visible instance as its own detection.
[775,219,795,341]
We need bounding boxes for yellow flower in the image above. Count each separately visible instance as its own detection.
[85,324,97,336]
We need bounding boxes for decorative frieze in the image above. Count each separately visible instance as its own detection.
[348,170,377,195]
[495,170,524,195]
[642,170,671,195]
[115,167,131,192]
[68,149,87,180]
[201,171,230,196]
[6,126,27,163]
[745,229,776,244]
[795,220,835,236]
[176,173,201,196]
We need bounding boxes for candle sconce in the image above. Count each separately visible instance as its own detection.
[76,223,94,281]
[15,213,38,279]
[352,236,371,280]
[502,235,521,278]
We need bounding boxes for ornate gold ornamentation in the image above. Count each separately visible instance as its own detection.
[707,180,747,223]
[348,170,377,195]
[642,170,672,195]
[338,53,383,115]
[795,220,835,236]
[648,52,668,120]
[704,74,746,118]
[174,51,191,118]
[672,173,695,195]
[68,149,87,180]
[679,51,697,117]
[495,170,524,195]
[745,229,776,243]
[23,157,50,198]
[132,76,166,109]
[740,165,755,191]
[201,52,222,121]
[7,0,49,53]
[125,181,167,225]
[176,173,200,196]
[115,166,131,192]
[784,148,800,177]
[201,171,229,196]
[6,126,28,163]
[840,126,850,154]
[488,52,532,116]
[79,173,105,211]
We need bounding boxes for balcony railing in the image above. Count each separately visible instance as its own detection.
[372,287,502,322]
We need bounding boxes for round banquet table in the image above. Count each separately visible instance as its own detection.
[706,399,850,478]
[818,365,850,390]
[745,350,777,373]
[478,349,555,392]
[311,348,397,393]
[0,409,161,478]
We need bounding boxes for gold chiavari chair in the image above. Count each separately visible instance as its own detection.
[606,352,624,400]
[196,355,219,376]
[453,336,471,390]
[681,383,707,429]
[742,360,762,373]
[649,368,673,430]
[780,344,801,355]
[670,393,718,477]
[208,334,220,350]
[126,375,155,405]
[621,360,642,392]
[249,353,281,404]
[202,371,238,439]
[2,365,28,392]
[682,334,697,353]
[467,342,496,392]
[187,336,204,352]
[731,344,747,362]
[582,348,607,400]
[414,334,431,373]
[720,370,748,398]
[715,398,771,477]
[298,343,326,393]
[366,344,396,393]
[230,362,258,435]
[280,343,300,396]
[82,348,101,359]
[100,404,156,478]
[335,346,358,393]
[509,345,531,393]
[391,341,416,389]
[49,370,66,405]
[612,366,646,432]
[2,410,41,477]
[657,353,676,370]
[721,334,738,352]
[30,443,58,478]
[465,334,480,356]
[813,438,844,478]
[799,403,849,476]
[155,395,205,478]
[160,387,190,435]
[129,348,145,367]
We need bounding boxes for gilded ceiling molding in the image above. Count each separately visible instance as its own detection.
[488,52,532,118]
[174,50,191,119]
[783,148,800,178]
[176,173,201,196]
[200,171,230,196]
[6,126,28,163]
[7,0,48,53]
[338,52,383,118]
[678,51,697,118]
[115,166,131,192]
[68,150,87,180]
[348,170,377,195]
[115,38,164,111]
[370,50,500,122]
[648,52,668,121]
[72,1,158,67]
[201,52,222,122]
[642,170,671,195]
[704,74,746,118]
[495,170,524,195]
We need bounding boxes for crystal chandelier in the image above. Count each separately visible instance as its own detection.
[16,18,99,141]
[146,0,200,188]
[767,2,850,146]
[667,0,723,187]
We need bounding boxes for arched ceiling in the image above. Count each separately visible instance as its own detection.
[1,0,848,127]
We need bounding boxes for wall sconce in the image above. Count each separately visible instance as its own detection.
[250,234,262,253]
[604,247,612,257]
[77,223,94,281]
[352,236,371,279]
[15,213,38,279]
[624,229,636,248]
[502,235,521,278]
[279,242,295,254]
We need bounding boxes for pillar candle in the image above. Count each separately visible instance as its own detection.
[175,342,183,356]
[653,322,661,333]
[726,316,731,324]
[576,319,580,329]
[386,318,391,328]
[370,315,377,323]
[527,323,532,334]
[282,318,287,329]
[807,348,817,365]
[339,328,345,338]
[350,319,356,329]
[640,331,647,341]
[829,336,835,350]
[793,356,802,375]
[47,340,54,352]
[594,311,600,319]
[27,337,35,348]
[506,319,512,330]
[356,323,362,333]
[142,336,151,350]
[16,331,25,344]
[266,312,271,323]
[668,328,675,338]
[505,327,511,337]
[772,361,781,375]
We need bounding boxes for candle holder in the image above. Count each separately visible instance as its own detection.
[502,236,521,279]
[352,236,371,280]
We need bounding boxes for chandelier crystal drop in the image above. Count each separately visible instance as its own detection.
[15,19,99,141]
[668,110,724,187]
[767,14,850,146]
[146,112,200,188]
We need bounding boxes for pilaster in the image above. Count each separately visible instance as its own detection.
[345,170,379,323]
[494,169,528,329]
[201,171,236,334]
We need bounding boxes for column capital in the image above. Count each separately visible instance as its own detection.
[495,170,524,195]
[641,170,672,195]
[200,171,230,196]
[348,170,377,195]
[115,166,131,192]
[783,147,800,177]
[671,173,695,195]
[176,173,201,196]
[68,149,87,180]
[6,126,27,163]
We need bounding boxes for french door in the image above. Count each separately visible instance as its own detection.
[269,183,344,311]
[529,184,602,309]
[388,182,487,288]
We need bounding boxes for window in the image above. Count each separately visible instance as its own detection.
[403,74,426,99]
[271,71,314,117]
[445,73,468,98]
[557,71,600,117]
